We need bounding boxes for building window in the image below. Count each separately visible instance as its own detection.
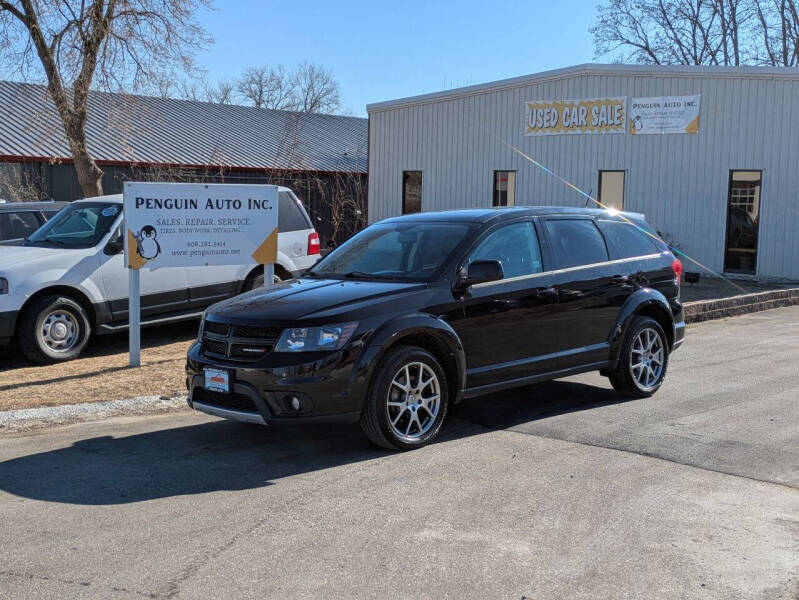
[402,171,422,214]
[598,170,625,211]
[492,171,516,207]
[725,170,762,274]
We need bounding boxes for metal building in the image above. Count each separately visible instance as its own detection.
[0,81,368,245]
[367,64,799,281]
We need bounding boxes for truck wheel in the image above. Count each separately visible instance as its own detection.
[17,295,92,363]
[244,271,282,291]
[361,345,448,451]
[608,316,669,398]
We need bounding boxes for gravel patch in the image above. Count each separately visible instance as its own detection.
[0,394,190,433]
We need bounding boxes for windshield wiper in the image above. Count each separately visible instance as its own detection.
[42,237,70,247]
[343,271,377,279]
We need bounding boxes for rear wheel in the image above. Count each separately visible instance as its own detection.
[361,345,448,451]
[608,316,669,398]
[17,295,92,363]
[244,270,283,291]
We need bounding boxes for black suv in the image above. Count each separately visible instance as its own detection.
[186,207,685,450]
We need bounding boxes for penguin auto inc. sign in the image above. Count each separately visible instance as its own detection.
[123,182,279,269]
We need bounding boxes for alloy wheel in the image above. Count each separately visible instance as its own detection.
[630,327,664,391]
[386,361,441,441]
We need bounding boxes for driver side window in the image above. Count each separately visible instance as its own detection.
[468,221,543,279]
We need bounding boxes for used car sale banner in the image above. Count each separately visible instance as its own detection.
[525,97,627,135]
[123,182,279,270]
[629,95,701,134]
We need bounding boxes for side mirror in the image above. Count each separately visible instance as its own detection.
[458,260,504,288]
[104,236,123,255]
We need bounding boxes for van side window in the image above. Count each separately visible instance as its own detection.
[544,219,609,269]
[597,219,659,259]
[278,192,312,232]
[468,221,543,279]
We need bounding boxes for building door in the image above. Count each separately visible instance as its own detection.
[402,171,422,214]
[492,171,516,206]
[598,170,625,210]
[724,171,762,274]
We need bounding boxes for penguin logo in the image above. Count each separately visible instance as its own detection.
[136,225,161,260]
[631,115,644,132]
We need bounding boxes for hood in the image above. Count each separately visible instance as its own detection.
[206,277,431,324]
[0,244,72,268]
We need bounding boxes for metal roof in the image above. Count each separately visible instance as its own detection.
[367,62,799,112]
[0,81,367,173]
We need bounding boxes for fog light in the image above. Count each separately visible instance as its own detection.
[289,396,301,411]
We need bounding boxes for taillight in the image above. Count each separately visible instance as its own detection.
[672,257,683,283]
[307,232,320,255]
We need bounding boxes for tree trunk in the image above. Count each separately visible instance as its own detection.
[72,147,104,197]
[64,116,104,197]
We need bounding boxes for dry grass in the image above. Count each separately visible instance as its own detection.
[0,322,197,411]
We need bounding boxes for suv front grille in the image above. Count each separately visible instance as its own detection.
[233,325,282,339]
[201,319,282,362]
[203,339,227,356]
[204,321,231,336]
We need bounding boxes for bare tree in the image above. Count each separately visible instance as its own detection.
[290,61,341,114]
[206,78,235,104]
[235,61,342,114]
[591,0,798,66]
[0,0,211,197]
[753,0,799,65]
[236,64,294,109]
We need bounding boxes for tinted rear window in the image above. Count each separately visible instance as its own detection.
[278,192,312,232]
[544,219,609,269]
[0,210,42,240]
[597,219,659,259]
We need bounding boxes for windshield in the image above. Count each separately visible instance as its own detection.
[26,202,121,248]
[306,221,474,282]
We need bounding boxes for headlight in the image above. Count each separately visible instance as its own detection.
[274,322,358,352]
[0,278,7,295]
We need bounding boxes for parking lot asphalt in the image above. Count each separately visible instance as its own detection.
[1,307,798,599]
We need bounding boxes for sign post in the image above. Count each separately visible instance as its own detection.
[123,182,279,367]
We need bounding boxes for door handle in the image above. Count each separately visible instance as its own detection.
[611,275,634,289]
[535,286,558,298]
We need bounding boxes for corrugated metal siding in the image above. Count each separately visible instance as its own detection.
[0,81,367,173]
[368,69,799,280]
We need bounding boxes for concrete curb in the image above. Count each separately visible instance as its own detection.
[684,287,799,323]
[0,394,189,433]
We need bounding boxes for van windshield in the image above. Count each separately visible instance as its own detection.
[306,222,474,282]
[26,202,121,248]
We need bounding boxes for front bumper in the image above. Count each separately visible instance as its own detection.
[185,341,364,425]
[0,309,18,346]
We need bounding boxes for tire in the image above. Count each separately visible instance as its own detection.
[360,345,449,451]
[608,316,669,398]
[17,295,92,363]
[243,271,283,292]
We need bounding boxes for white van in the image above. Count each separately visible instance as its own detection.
[0,187,320,362]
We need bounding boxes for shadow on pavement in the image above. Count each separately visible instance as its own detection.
[0,379,628,506]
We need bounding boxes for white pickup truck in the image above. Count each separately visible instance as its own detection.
[0,188,320,363]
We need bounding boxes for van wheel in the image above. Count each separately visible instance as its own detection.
[608,316,669,398]
[18,295,92,363]
[361,345,448,451]
[244,271,283,291]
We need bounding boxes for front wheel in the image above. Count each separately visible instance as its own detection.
[17,295,92,363]
[608,316,669,398]
[361,345,448,451]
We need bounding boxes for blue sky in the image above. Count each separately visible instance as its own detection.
[195,0,600,116]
